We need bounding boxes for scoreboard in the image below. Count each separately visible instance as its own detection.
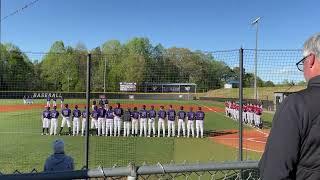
[120,82,137,92]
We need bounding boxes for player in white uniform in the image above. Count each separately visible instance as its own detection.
[60,96,64,109]
[46,96,51,108]
[52,97,57,107]
[92,100,97,111]
[23,95,27,104]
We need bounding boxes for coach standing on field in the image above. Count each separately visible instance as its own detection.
[259,33,320,179]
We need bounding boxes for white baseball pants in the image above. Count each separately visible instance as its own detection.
[50,118,58,135]
[91,118,98,129]
[97,118,105,136]
[105,118,113,136]
[177,119,186,137]
[73,117,80,136]
[131,118,138,135]
[81,118,87,135]
[139,118,147,137]
[157,118,165,137]
[43,118,50,128]
[196,120,204,138]
[187,120,194,138]
[114,116,121,136]
[123,121,131,137]
[61,117,71,128]
[148,118,156,137]
[167,120,175,137]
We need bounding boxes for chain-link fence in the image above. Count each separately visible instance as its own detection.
[0,42,306,179]
[1,161,260,180]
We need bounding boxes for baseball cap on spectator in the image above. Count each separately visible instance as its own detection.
[53,139,64,154]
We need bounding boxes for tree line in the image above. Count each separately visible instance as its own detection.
[0,37,285,92]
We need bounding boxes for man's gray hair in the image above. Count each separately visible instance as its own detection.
[303,33,320,59]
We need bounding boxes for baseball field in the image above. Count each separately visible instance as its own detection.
[0,98,272,173]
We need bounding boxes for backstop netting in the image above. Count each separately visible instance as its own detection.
[0,41,304,174]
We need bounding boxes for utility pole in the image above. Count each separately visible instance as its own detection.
[251,17,261,100]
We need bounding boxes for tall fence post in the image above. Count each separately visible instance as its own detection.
[239,48,244,179]
[85,53,91,169]
[238,48,244,161]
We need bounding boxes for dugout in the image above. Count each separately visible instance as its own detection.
[274,92,294,110]
[142,83,197,93]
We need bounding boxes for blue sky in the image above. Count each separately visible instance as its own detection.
[1,0,319,83]
[2,0,319,53]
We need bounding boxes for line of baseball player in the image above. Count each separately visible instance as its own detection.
[42,103,206,138]
[224,101,263,129]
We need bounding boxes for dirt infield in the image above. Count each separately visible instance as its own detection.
[210,129,269,153]
[0,103,224,113]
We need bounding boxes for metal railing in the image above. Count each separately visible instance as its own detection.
[0,161,260,180]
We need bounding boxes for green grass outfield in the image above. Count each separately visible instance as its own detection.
[0,99,264,173]
[206,86,305,100]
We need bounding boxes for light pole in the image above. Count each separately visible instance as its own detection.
[251,17,261,100]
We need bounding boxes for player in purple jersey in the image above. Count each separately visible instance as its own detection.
[157,106,166,137]
[177,106,186,137]
[91,106,99,136]
[97,104,106,136]
[195,107,205,138]
[187,107,196,138]
[131,107,140,136]
[139,105,148,137]
[167,105,176,137]
[81,106,89,136]
[53,97,57,107]
[46,96,51,108]
[123,108,132,137]
[105,106,114,136]
[72,105,81,136]
[50,106,59,136]
[148,105,157,137]
[42,106,51,135]
[59,104,72,136]
[113,103,123,137]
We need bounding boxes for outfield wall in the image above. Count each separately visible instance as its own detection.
[0,91,195,101]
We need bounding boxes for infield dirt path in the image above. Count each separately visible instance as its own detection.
[0,103,224,113]
[210,129,269,153]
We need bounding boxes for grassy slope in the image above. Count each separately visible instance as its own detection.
[205,86,305,100]
[0,100,261,173]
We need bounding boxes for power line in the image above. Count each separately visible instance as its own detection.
[1,0,40,22]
